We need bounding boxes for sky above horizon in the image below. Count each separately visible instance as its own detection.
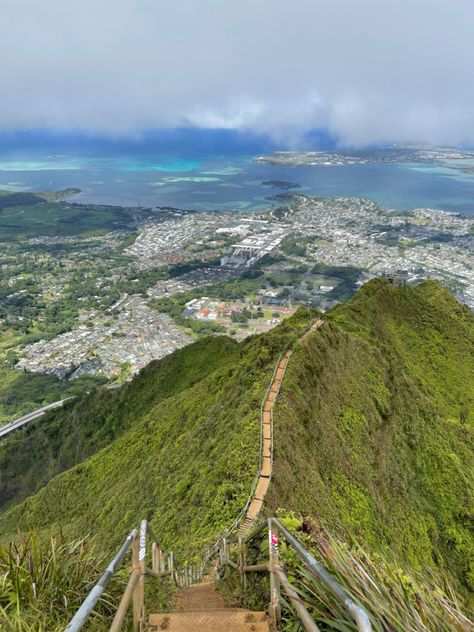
[2,0,474,148]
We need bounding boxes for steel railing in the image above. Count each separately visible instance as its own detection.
[65,528,138,632]
[65,519,174,632]
[217,517,372,632]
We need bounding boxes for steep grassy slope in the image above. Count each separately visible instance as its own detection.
[0,336,239,512]
[0,310,315,556]
[1,279,472,615]
[267,279,474,598]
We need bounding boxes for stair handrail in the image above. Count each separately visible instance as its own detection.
[203,328,308,562]
[205,317,324,561]
[203,346,285,563]
[217,517,372,632]
[203,318,324,566]
[65,520,175,632]
[65,527,138,632]
[271,518,372,632]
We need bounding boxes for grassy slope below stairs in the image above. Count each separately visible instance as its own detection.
[0,336,240,512]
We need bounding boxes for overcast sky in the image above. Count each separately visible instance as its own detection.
[1,0,474,147]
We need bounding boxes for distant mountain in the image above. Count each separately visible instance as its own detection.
[0,279,472,604]
[0,188,80,209]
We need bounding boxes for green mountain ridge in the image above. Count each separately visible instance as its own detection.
[268,280,474,598]
[0,335,240,512]
[0,279,473,612]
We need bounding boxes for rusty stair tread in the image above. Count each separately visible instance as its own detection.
[149,610,270,631]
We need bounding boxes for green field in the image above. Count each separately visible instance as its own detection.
[0,197,136,241]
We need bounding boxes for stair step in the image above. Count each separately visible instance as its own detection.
[245,497,263,519]
[262,437,271,457]
[255,476,270,500]
[175,582,226,610]
[262,425,271,440]
[149,609,269,631]
[261,456,271,477]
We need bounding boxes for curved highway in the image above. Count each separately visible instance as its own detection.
[0,398,72,439]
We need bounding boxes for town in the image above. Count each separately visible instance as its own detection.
[4,192,473,386]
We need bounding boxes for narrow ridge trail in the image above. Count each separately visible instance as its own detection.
[239,317,324,535]
[149,318,325,630]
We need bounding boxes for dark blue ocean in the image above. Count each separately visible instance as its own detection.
[0,131,473,215]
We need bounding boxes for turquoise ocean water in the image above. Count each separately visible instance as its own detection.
[0,148,473,216]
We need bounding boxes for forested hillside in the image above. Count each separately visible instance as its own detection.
[0,308,314,555]
[0,336,239,511]
[0,279,472,613]
[268,279,474,599]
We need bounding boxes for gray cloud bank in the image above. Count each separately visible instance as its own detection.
[1,0,474,146]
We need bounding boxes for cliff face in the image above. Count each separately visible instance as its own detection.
[0,280,472,600]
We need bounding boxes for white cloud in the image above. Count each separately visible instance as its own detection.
[1,0,474,146]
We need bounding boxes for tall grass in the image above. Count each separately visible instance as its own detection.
[280,519,473,631]
[219,513,473,631]
[0,530,125,631]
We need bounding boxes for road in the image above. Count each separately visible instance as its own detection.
[0,398,72,439]
[0,382,124,440]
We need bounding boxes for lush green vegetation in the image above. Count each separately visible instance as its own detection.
[0,310,314,558]
[0,531,121,631]
[0,366,106,425]
[0,528,176,631]
[280,234,315,257]
[268,279,474,603]
[219,512,472,631]
[0,197,137,241]
[0,280,472,626]
[310,264,362,301]
[0,336,239,512]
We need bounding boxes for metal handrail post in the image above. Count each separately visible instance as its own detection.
[268,518,281,629]
[272,519,372,632]
[132,534,141,631]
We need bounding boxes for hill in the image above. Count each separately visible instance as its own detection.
[0,308,315,555]
[0,335,240,512]
[267,279,474,597]
[0,279,472,605]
